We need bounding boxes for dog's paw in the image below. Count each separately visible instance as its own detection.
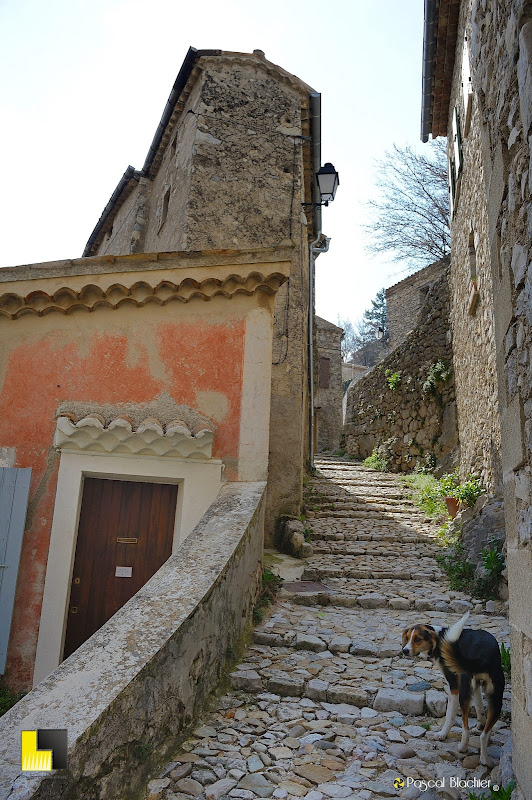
[457,742,469,753]
[432,730,449,741]
[480,756,493,768]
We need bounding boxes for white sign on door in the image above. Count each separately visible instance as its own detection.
[115,566,133,578]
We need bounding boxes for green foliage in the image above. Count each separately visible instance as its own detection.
[501,642,511,678]
[334,449,346,457]
[436,539,475,590]
[402,473,447,519]
[0,679,25,717]
[363,449,388,471]
[415,453,436,474]
[457,476,484,506]
[435,469,484,506]
[474,538,506,598]
[134,743,154,763]
[384,369,402,390]
[468,781,515,800]
[423,359,452,395]
[253,568,283,624]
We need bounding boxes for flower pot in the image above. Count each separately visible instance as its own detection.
[445,496,460,519]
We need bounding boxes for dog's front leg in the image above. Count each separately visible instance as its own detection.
[433,691,459,740]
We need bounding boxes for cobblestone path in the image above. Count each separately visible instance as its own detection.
[145,458,511,800]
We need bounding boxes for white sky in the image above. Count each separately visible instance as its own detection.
[0,0,427,325]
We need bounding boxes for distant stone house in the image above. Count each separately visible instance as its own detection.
[421,0,532,794]
[314,316,343,452]
[0,48,328,691]
[386,257,449,351]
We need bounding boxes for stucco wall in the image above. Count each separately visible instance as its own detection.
[0,482,266,800]
[446,10,502,494]
[342,272,458,473]
[0,250,285,690]
[386,257,449,351]
[461,0,532,794]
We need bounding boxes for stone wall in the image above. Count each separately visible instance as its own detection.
[386,257,450,351]
[342,271,458,473]
[446,9,503,495]
[462,0,532,793]
[0,482,265,800]
[315,316,343,452]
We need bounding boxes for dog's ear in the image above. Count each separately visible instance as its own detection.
[401,628,411,646]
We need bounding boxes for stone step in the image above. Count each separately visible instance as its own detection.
[279,582,467,612]
[301,565,440,582]
[310,542,437,557]
[230,663,445,719]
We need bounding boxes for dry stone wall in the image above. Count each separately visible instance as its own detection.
[342,271,458,473]
[315,316,343,452]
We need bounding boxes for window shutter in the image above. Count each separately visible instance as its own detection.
[461,37,473,134]
[448,156,456,218]
[453,107,463,176]
[0,467,32,674]
[319,357,330,389]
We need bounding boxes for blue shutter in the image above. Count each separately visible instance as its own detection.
[0,467,32,674]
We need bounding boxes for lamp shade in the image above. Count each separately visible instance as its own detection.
[316,163,339,204]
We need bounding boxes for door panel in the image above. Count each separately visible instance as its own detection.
[63,478,177,659]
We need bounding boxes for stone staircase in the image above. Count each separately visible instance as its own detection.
[143,458,511,800]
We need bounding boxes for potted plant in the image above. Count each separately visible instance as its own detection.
[438,470,461,519]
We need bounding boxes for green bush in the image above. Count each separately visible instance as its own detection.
[363,449,388,471]
[435,469,484,506]
[468,781,515,800]
[423,359,452,395]
[500,642,511,678]
[435,539,475,590]
[402,473,447,518]
[384,369,402,390]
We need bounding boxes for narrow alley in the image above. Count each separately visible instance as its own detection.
[145,458,511,800]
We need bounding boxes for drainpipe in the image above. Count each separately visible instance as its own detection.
[308,92,323,471]
[421,0,438,142]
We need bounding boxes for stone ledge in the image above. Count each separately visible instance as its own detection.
[0,481,266,800]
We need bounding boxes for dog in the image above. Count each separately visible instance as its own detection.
[401,612,505,765]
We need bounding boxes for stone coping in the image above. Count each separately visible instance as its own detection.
[0,246,294,284]
[0,481,266,800]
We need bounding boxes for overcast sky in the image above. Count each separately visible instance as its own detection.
[0,0,428,325]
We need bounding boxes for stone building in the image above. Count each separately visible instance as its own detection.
[0,48,328,691]
[314,316,343,452]
[83,47,326,543]
[385,256,449,351]
[422,0,532,793]
[342,269,458,473]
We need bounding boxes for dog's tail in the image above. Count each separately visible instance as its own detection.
[440,612,470,674]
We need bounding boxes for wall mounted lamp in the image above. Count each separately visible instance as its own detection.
[302,163,340,207]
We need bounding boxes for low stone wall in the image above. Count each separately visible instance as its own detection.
[0,482,265,800]
[342,272,459,472]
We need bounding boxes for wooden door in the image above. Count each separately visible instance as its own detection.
[63,478,178,659]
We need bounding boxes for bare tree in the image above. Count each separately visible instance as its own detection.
[364,140,450,270]
[337,317,357,362]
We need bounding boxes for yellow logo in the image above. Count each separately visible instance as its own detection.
[394,777,405,789]
[21,730,67,771]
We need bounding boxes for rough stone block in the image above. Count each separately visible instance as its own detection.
[326,685,369,707]
[329,636,351,653]
[357,593,387,608]
[267,673,305,697]
[425,689,448,717]
[230,670,263,692]
[306,678,329,700]
[373,688,424,715]
[295,633,327,652]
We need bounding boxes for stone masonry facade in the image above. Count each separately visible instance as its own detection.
[315,317,343,452]
[466,1,532,793]
[385,257,449,352]
[84,49,321,542]
[425,0,532,793]
[342,271,459,473]
[446,4,503,496]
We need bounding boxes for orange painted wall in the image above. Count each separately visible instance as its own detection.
[0,317,245,688]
